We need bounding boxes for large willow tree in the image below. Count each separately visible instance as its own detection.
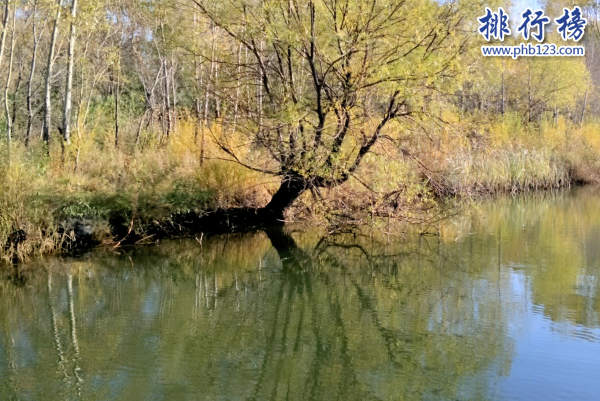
[194,0,473,221]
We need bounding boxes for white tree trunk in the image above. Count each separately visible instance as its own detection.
[62,0,78,146]
[0,1,10,119]
[43,0,65,147]
[202,25,216,166]
[26,2,45,147]
[3,2,15,147]
[232,42,242,135]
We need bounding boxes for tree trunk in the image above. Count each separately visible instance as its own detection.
[232,41,242,135]
[262,175,308,222]
[501,58,505,116]
[202,26,216,165]
[163,58,171,138]
[528,63,532,123]
[43,0,65,148]
[258,40,263,132]
[580,83,589,127]
[0,0,9,119]
[135,109,148,146]
[11,59,22,130]
[194,97,201,141]
[114,68,119,147]
[171,57,177,132]
[3,1,14,149]
[214,62,220,119]
[62,0,78,146]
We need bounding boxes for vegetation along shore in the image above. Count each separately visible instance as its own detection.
[2,0,600,263]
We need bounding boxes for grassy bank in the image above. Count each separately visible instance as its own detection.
[2,115,600,263]
[1,122,274,262]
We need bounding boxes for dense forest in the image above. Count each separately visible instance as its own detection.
[1,0,600,261]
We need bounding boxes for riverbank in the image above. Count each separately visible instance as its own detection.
[2,117,600,263]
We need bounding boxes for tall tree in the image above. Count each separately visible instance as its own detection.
[194,0,470,221]
[26,0,46,147]
[3,0,14,148]
[62,0,78,146]
[0,0,9,101]
[43,0,65,148]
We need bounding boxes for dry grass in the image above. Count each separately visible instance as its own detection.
[2,114,600,263]
[420,113,600,196]
[0,121,274,262]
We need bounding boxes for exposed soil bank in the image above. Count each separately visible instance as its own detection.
[6,185,588,265]
[4,207,287,261]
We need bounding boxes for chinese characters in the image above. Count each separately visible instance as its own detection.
[556,7,586,41]
[478,7,511,41]
[478,7,587,42]
[517,9,550,42]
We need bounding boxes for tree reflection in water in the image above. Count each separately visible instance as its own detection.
[2,188,600,400]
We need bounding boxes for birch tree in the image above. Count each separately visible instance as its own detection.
[3,1,14,147]
[26,0,47,147]
[0,1,9,106]
[62,0,78,146]
[42,0,65,148]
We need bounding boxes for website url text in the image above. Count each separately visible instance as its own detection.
[481,44,585,58]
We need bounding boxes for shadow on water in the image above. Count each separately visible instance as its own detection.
[1,187,600,400]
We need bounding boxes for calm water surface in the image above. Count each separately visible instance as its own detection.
[1,188,600,400]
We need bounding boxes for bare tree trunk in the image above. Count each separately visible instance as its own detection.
[202,26,216,166]
[75,39,86,135]
[528,63,532,123]
[553,81,558,127]
[195,95,201,140]
[214,62,220,119]
[232,41,242,134]
[134,65,161,146]
[81,70,102,130]
[43,0,65,148]
[0,1,9,117]
[115,67,119,147]
[163,58,171,138]
[11,58,23,130]
[193,11,201,142]
[580,83,589,127]
[258,40,264,132]
[62,0,78,146]
[77,30,102,131]
[202,68,211,164]
[4,2,15,149]
[135,109,148,145]
[501,58,505,116]
[158,19,171,140]
[171,56,177,132]
[245,46,251,120]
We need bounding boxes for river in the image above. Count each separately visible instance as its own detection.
[1,188,599,400]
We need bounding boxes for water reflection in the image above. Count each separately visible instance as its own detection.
[1,188,600,400]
